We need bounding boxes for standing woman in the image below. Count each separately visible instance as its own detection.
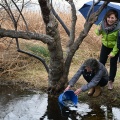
[96,9,120,90]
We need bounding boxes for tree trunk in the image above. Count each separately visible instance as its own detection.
[38,0,67,94]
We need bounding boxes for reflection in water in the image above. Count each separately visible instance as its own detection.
[101,105,120,120]
[101,105,113,119]
[0,85,120,120]
[112,107,120,119]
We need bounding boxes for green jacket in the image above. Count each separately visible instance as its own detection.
[95,21,120,56]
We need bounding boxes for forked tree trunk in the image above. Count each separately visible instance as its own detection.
[38,0,68,94]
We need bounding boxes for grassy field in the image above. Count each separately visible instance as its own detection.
[0,11,120,105]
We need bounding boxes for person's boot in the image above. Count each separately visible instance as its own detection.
[93,86,101,97]
[88,87,95,96]
[108,81,113,90]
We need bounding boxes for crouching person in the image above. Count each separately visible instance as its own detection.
[65,58,109,97]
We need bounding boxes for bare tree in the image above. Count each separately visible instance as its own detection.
[0,0,109,94]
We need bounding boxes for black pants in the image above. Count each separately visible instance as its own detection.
[83,74,108,87]
[99,44,119,82]
[119,53,120,62]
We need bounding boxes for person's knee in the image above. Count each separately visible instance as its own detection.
[99,80,108,87]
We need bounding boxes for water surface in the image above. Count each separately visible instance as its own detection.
[0,85,120,120]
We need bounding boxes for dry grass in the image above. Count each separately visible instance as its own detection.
[18,11,46,33]
[0,10,120,95]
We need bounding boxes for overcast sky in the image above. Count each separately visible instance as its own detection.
[30,0,120,10]
[24,0,120,14]
[29,0,100,13]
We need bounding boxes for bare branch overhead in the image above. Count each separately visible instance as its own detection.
[67,0,77,47]
[0,28,54,44]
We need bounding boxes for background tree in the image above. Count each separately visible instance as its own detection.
[0,0,109,94]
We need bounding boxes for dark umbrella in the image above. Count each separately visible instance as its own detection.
[79,1,120,25]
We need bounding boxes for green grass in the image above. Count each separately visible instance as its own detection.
[26,44,50,58]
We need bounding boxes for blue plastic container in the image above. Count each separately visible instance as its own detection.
[58,90,78,107]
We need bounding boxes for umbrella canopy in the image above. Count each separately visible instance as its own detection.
[79,1,120,25]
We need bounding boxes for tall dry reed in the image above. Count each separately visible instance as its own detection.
[0,10,101,88]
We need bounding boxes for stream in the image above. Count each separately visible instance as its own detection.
[0,85,120,120]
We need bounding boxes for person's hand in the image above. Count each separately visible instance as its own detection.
[108,53,114,58]
[64,85,71,92]
[74,88,82,96]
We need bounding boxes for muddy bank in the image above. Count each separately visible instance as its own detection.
[1,77,120,107]
[77,86,120,107]
[0,78,46,92]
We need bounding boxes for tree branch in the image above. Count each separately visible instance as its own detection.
[0,28,54,44]
[0,1,50,73]
[64,1,109,76]
[84,1,109,34]
[11,0,29,31]
[4,0,16,28]
[67,0,77,47]
[17,49,49,73]
[51,7,70,36]
[86,0,101,21]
